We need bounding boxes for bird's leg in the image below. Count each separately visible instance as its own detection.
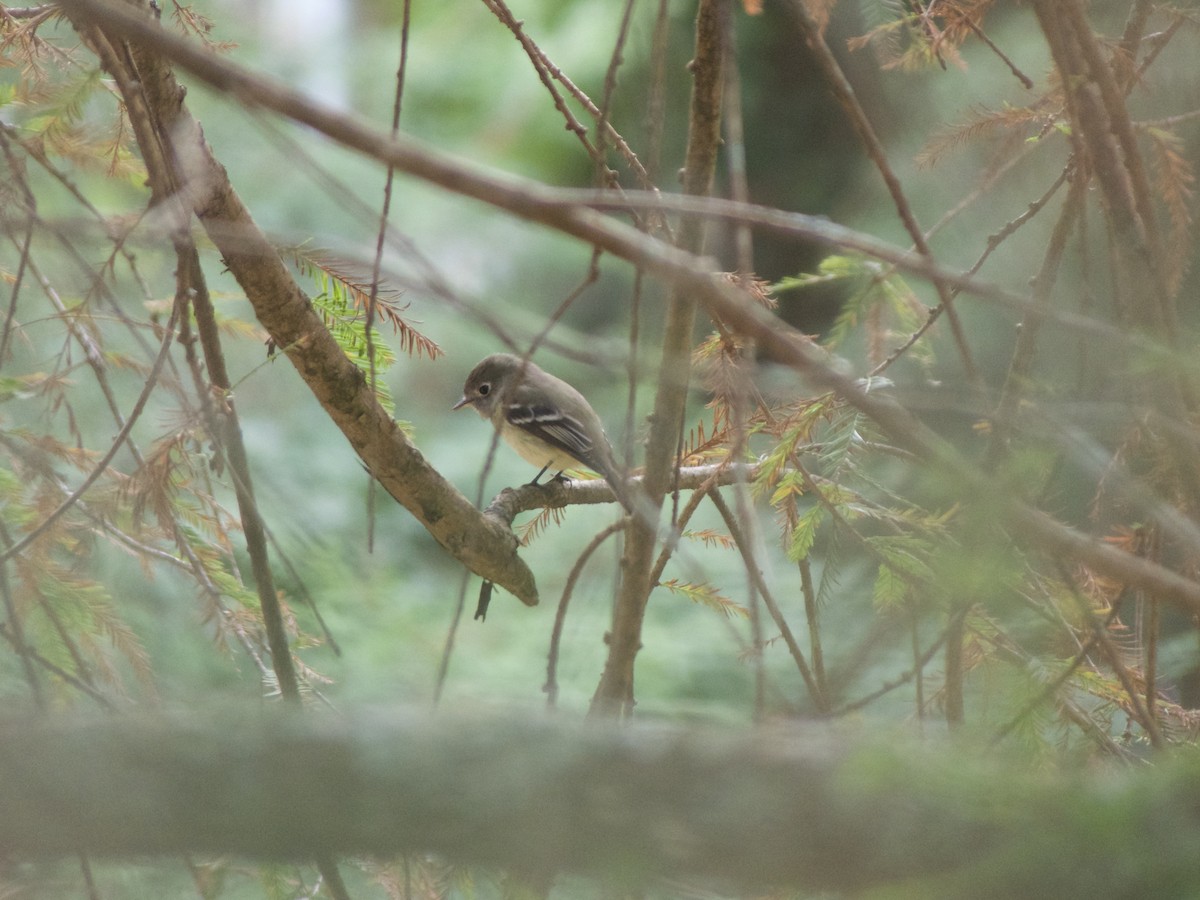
[528,464,552,486]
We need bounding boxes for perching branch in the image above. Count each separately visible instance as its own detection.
[481,464,757,524]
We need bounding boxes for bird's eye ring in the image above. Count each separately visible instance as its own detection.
[478,383,491,396]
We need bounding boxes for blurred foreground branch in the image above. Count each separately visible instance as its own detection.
[3,708,1200,897]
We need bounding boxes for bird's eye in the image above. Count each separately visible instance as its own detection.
[478,382,491,396]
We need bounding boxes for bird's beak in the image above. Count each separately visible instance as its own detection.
[451,396,470,411]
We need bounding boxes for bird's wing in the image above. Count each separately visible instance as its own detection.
[505,402,606,473]
[507,399,633,513]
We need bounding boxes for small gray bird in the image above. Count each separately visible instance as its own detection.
[453,353,631,511]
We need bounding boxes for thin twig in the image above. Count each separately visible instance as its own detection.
[433,569,473,706]
[962,14,1033,89]
[483,0,657,193]
[834,606,966,716]
[873,161,1072,378]
[0,531,43,707]
[545,520,626,708]
[708,488,827,712]
[0,302,179,563]
[185,250,302,702]
[783,0,978,384]
[480,0,614,189]
[594,0,635,179]
[719,2,754,277]
[798,556,827,706]
[985,166,1084,467]
[1058,562,1163,749]
[365,0,412,555]
[648,467,724,589]
[0,131,35,366]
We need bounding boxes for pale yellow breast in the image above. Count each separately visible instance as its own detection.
[499,420,585,473]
